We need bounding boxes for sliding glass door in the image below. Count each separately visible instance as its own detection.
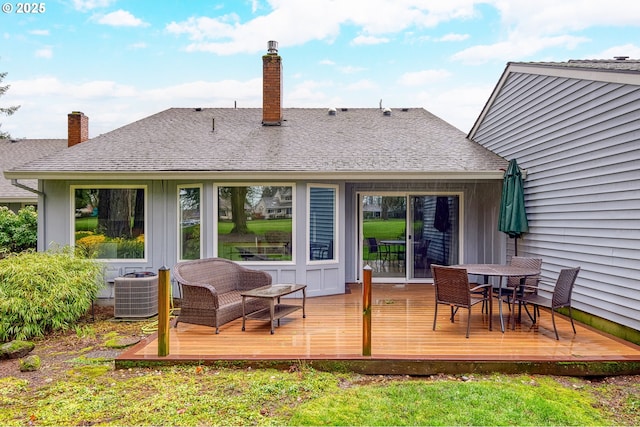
[361,195,406,279]
[360,193,460,281]
[409,195,460,279]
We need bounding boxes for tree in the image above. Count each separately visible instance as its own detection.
[229,187,250,234]
[0,69,20,139]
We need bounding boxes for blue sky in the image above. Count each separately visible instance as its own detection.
[2,0,639,139]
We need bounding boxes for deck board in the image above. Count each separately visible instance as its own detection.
[117,283,640,375]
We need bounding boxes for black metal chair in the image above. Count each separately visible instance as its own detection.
[512,267,580,340]
[431,265,492,338]
[366,237,389,266]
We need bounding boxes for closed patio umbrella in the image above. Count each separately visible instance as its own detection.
[498,158,528,255]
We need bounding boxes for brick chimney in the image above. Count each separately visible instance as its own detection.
[262,40,282,126]
[67,111,89,147]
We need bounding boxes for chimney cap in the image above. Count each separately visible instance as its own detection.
[267,40,278,54]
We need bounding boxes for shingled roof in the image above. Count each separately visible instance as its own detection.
[5,108,506,180]
[517,58,640,73]
[0,138,67,202]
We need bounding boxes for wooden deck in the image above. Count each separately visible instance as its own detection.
[117,283,640,376]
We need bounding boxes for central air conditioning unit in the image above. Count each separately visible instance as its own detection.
[114,272,158,318]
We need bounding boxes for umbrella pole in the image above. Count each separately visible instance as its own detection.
[514,236,518,256]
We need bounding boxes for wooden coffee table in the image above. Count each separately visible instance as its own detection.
[241,284,306,334]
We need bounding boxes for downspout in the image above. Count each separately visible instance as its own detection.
[10,179,44,196]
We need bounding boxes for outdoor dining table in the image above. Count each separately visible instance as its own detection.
[453,264,541,332]
[380,240,406,265]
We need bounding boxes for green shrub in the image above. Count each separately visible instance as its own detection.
[0,247,104,341]
[0,206,37,255]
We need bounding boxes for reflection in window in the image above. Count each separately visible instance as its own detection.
[178,185,201,260]
[309,186,336,261]
[74,187,145,259]
[217,185,293,262]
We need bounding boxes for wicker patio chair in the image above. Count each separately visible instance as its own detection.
[500,256,543,313]
[512,267,580,340]
[431,265,492,338]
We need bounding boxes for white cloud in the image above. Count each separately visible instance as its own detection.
[29,29,50,36]
[437,33,469,42]
[10,77,137,98]
[452,34,589,64]
[94,10,149,27]
[71,0,116,12]
[145,79,262,103]
[35,48,53,59]
[351,35,390,46]
[593,44,640,60]
[344,79,378,91]
[2,76,264,138]
[286,79,335,106]
[415,83,496,132]
[165,0,480,55]
[490,0,640,35]
[398,69,451,86]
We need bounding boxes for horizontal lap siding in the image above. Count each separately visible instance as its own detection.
[474,71,640,331]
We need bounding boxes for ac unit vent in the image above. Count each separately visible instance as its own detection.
[114,273,158,318]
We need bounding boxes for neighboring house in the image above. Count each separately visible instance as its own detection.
[0,138,67,211]
[362,197,381,219]
[4,42,507,299]
[469,58,640,334]
[254,187,292,219]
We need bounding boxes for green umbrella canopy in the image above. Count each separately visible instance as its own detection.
[498,158,529,238]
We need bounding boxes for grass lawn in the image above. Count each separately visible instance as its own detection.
[218,218,292,235]
[363,218,406,259]
[0,294,637,426]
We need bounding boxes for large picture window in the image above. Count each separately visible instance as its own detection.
[178,185,202,261]
[73,186,146,259]
[308,185,337,261]
[217,185,293,262]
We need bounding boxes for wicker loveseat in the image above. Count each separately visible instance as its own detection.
[173,258,272,333]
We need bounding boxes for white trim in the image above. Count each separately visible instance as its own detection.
[357,191,465,283]
[507,63,640,85]
[176,183,203,263]
[6,171,506,181]
[306,183,339,265]
[213,183,296,265]
[70,184,148,262]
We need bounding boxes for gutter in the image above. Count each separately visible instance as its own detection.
[11,179,44,196]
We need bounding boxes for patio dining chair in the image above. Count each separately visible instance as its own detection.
[431,265,492,338]
[500,256,542,313]
[366,237,389,266]
[512,267,580,340]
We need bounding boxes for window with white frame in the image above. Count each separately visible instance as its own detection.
[178,185,202,261]
[308,185,337,261]
[73,186,146,259]
[217,185,293,262]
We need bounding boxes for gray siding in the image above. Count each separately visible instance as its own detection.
[473,70,640,331]
[39,179,345,299]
